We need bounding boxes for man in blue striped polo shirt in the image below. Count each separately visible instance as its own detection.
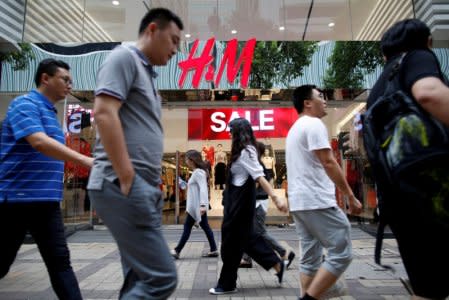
[0,59,93,300]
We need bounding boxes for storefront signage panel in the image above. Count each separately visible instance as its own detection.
[178,38,256,89]
[188,108,298,140]
[66,105,93,134]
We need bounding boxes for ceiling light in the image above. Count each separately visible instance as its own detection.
[279,26,285,31]
[185,33,191,38]
[231,29,237,34]
[328,22,335,27]
[112,0,119,5]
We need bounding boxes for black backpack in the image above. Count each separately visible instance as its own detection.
[362,52,449,269]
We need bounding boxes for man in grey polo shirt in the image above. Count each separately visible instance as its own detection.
[87,8,183,300]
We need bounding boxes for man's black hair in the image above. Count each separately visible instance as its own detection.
[139,7,184,35]
[34,59,70,87]
[292,85,317,114]
[381,19,431,60]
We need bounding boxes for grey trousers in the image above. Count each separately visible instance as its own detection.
[253,205,286,257]
[242,204,286,262]
[89,175,177,300]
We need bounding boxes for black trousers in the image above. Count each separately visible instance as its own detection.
[386,196,449,299]
[175,212,217,253]
[0,201,82,300]
[379,169,449,299]
[218,225,280,290]
[217,178,280,290]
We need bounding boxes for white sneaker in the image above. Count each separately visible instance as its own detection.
[170,249,179,259]
[321,277,348,299]
[208,287,237,295]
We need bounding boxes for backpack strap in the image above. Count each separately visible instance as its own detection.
[383,53,408,96]
[374,214,395,272]
[373,53,407,271]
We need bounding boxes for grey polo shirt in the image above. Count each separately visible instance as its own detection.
[88,45,163,189]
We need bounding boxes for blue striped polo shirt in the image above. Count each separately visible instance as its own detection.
[0,89,65,202]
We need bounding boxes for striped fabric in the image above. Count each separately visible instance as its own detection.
[1,42,448,92]
[1,44,110,92]
[0,90,65,202]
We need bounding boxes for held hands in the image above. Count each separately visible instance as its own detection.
[347,195,363,215]
[271,195,288,213]
[84,156,94,168]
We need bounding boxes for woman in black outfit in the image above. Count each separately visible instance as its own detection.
[240,142,296,269]
[209,118,288,295]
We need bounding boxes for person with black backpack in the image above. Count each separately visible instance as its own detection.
[365,19,449,299]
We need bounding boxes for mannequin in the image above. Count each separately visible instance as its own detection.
[201,149,212,177]
[65,134,92,213]
[202,140,215,167]
[261,146,276,186]
[214,143,227,190]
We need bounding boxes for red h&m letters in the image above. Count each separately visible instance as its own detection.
[178,38,256,88]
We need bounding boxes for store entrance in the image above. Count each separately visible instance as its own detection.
[160,148,290,228]
[160,151,226,227]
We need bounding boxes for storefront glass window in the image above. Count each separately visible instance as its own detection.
[62,104,94,225]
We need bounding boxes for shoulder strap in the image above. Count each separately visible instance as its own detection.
[383,53,408,96]
[374,216,395,272]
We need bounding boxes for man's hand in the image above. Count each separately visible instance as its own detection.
[347,195,363,215]
[118,170,135,196]
[200,206,207,215]
[94,94,135,196]
[272,195,288,213]
[82,156,94,168]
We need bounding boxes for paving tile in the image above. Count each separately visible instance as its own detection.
[0,225,414,299]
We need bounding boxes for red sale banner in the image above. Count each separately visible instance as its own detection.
[188,108,299,140]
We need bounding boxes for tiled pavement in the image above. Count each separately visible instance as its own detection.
[0,224,413,300]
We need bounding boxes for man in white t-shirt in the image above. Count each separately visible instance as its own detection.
[286,85,362,300]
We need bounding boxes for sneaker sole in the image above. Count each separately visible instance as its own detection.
[208,288,237,295]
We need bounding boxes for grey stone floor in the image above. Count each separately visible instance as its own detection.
[0,225,414,300]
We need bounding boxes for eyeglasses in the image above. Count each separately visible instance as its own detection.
[57,75,73,86]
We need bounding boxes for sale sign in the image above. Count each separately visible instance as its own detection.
[188,108,299,140]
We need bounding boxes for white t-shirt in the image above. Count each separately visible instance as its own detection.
[230,145,264,186]
[286,115,336,211]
